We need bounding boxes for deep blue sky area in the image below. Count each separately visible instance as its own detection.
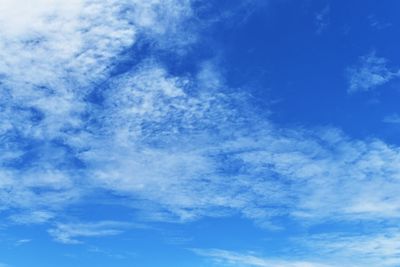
[207,0,400,143]
[1,1,400,267]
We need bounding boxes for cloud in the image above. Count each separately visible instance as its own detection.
[80,80,400,225]
[9,210,55,224]
[14,239,32,246]
[240,129,400,223]
[383,114,400,124]
[1,5,400,266]
[315,5,330,34]
[347,52,400,93]
[41,56,400,232]
[368,15,392,30]
[0,0,193,140]
[48,221,131,244]
[193,249,333,267]
[78,61,242,222]
[3,54,400,229]
[0,0,195,223]
[194,230,400,267]
[303,230,400,266]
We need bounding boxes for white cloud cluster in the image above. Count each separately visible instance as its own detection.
[0,0,192,139]
[347,52,400,93]
[235,129,400,221]
[77,62,240,222]
[0,0,194,223]
[61,61,400,263]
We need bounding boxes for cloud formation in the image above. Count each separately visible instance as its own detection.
[194,229,400,267]
[1,0,400,225]
[1,3,400,266]
[347,52,400,92]
[48,221,130,244]
[383,114,400,124]
[0,0,194,223]
[193,249,333,267]
[315,5,330,34]
[303,230,400,266]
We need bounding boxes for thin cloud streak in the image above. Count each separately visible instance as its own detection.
[193,249,334,267]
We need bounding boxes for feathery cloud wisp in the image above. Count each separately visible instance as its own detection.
[193,249,334,267]
[347,52,400,93]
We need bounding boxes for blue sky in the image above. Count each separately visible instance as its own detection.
[1,1,400,266]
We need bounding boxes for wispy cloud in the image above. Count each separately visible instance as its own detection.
[9,210,55,224]
[383,114,400,124]
[303,230,400,266]
[1,5,400,266]
[194,230,400,267]
[347,52,400,93]
[0,0,195,224]
[368,15,392,30]
[193,249,333,267]
[14,239,32,246]
[48,221,131,244]
[3,52,400,230]
[315,5,330,34]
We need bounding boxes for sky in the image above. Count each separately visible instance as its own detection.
[1,0,400,266]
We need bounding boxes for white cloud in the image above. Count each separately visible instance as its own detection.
[4,58,400,230]
[194,231,400,267]
[193,249,333,267]
[254,133,400,221]
[304,230,400,266]
[0,0,195,223]
[2,6,400,266]
[347,52,400,93]
[48,221,130,244]
[0,164,81,217]
[9,210,55,224]
[0,0,193,142]
[78,62,239,222]
[69,60,400,228]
